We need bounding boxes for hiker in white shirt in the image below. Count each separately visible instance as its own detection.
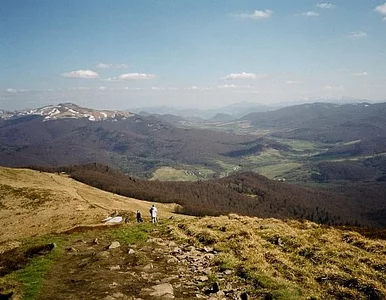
[149,204,158,223]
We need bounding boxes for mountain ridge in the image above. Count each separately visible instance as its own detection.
[0,103,133,122]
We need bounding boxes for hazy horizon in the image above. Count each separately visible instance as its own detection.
[1,0,386,111]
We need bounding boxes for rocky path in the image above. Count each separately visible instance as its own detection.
[38,227,248,300]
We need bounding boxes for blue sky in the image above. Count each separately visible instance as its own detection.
[1,0,386,110]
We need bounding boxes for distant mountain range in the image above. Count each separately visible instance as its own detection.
[238,102,386,157]
[2,101,386,177]
[0,103,278,175]
[131,101,275,120]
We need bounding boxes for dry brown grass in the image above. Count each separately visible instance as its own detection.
[169,214,386,299]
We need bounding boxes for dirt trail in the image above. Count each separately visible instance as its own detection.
[37,225,244,300]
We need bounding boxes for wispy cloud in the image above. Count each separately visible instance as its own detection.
[96,63,128,69]
[347,31,368,39]
[352,71,369,77]
[302,11,320,17]
[6,88,18,93]
[286,80,302,84]
[324,85,343,90]
[223,72,268,80]
[69,87,90,91]
[62,70,99,79]
[118,73,157,80]
[316,3,335,9]
[217,84,237,89]
[235,9,273,20]
[375,2,386,21]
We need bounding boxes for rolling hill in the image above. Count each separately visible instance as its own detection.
[0,166,180,248]
[0,103,284,177]
[241,102,386,144]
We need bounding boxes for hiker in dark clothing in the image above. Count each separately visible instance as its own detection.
[136,210,143,223]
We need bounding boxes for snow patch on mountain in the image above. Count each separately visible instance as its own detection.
[0,103,133,121]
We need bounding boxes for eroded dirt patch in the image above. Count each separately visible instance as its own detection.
[37,225,247,300]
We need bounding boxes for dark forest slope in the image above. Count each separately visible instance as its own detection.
[30,164,386,227]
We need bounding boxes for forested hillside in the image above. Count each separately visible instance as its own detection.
[30,164,386,227]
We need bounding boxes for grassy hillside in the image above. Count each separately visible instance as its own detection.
[0,167,180,246]
[170,215,386,299]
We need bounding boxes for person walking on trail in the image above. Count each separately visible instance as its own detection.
[149,204,158,223]
[136,210,143,223]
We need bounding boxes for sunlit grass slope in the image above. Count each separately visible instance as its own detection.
[169,215,386,299]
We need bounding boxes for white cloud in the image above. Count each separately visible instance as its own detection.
[324,85,343,90]
[118,73,157,80]
[286,80,302,84]
[188,86,198,90]
[151,86,165,90]
[347,31,367,39]
[316,3,335,9]
[236,9,273,20]
[352,71,369,77]
[375,3,386,16]
[6,88,17,93]
[62,70,99,79]
[217,84,237,89]
[98,86,107,91]
[302,11,320,17]
[96,63,128,69]
[223,72,268,80]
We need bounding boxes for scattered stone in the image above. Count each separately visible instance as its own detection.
[93,238,99,245]
[167,257,179,264]
[203,247,213,253]
[204,253,215,260]
[108,241,121,249]
[112,292,126,298]
[143,263,153,270]
[109,265,121,271]
[75,239,86,244]
[95,251,110,259]
[217,290,225,297]
[103,296,115,300]
[161,275,179,283]
[224,270,232,275]
[197,275,209,282]
[168,241,177,247]
[66,247,77,253]
[148,283,174,298]
[186,246,196,252]
[171,247,182,254]
[77,260,89,268]
[128,248,135,254]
